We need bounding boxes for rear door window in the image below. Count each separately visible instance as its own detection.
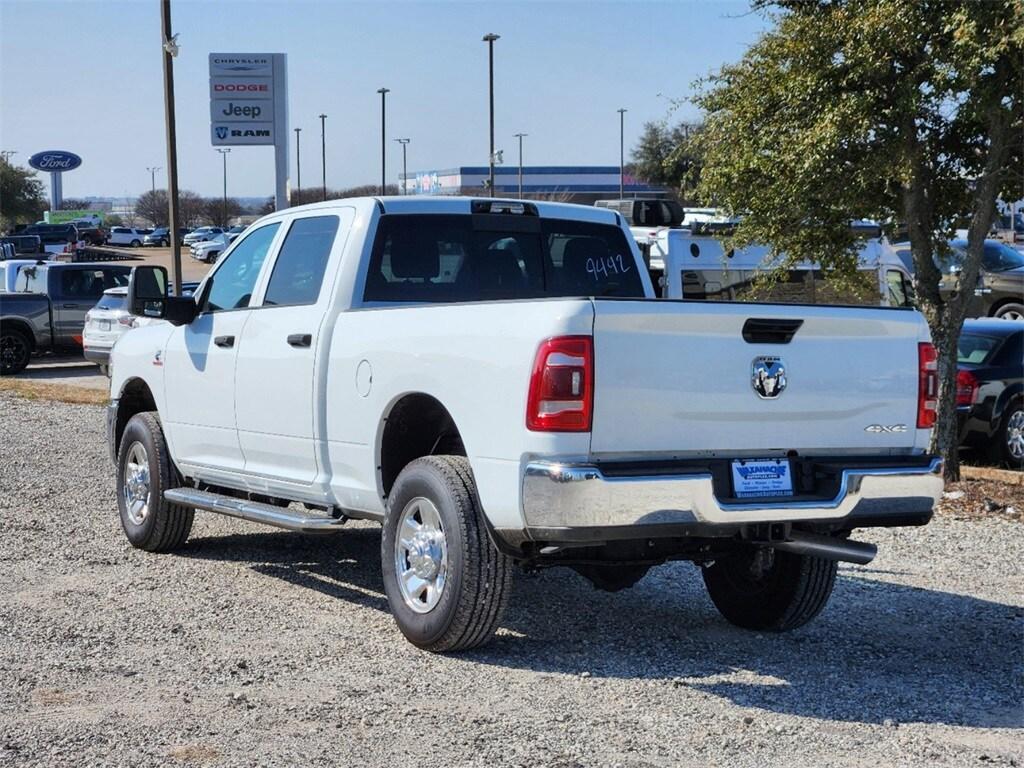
[364,214,643,303]
[263,215,339,306]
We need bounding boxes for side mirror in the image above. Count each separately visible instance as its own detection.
[128,265,169,318]
[127,265,197,326]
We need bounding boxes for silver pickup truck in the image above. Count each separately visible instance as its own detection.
[0,262,130,374]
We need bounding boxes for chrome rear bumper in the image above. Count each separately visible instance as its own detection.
[521,458,943,530]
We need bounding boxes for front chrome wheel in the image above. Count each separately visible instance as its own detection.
[122,441,151,526]
[394,497,448,614]
[1007,410,1024,461]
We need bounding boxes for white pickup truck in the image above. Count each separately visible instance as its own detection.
[107,196,943,652]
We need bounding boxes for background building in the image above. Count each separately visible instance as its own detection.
[403,166,669,203]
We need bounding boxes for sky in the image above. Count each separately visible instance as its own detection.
[0,0,771,199]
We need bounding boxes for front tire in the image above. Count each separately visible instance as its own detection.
[1,328,32,375]
[702,546,837,631]
[116,412,193,552]
[993,302,1024,321]
[381,456,513,652]
[130,239,141,247]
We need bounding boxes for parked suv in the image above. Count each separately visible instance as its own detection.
[144,227,191,247]
[183,227,223,245]
[108,228,151,247]
[895,239,1024,320]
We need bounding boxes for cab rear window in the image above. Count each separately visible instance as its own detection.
[363,214,644,303]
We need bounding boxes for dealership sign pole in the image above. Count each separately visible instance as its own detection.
[210,53,289,211]
[28,151,82,212]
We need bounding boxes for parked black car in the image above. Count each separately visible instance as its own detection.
[957,319,1024,468]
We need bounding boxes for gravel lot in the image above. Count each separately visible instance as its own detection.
[1,393,1021,767]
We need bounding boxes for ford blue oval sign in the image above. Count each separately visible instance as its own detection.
[28,151,82,172]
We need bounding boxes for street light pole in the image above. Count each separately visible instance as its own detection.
[216,148,230,227]
[294,127,301,195]
[377,88,390,195]
[394,138,410,195]
[146,166,161,193]
[513,133,527,199]
[160,0,182,295]
[319,113,327,202]
[482,33,500,196]
[617,108,627,199]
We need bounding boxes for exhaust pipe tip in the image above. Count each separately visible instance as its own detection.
[771,531,877,565]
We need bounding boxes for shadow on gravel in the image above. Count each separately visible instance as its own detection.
[179,527,1023,729]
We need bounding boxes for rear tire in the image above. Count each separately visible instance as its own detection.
[130,239,141,247]
[996,403,1024,469]
[702,546,837,631]
[1,327,32,375]
[116,412,193,552]
[381,456,513,652]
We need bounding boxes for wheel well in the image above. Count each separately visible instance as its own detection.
[990,297,1024,316]
[380,394,466,498]
[1,319,36,351]
[114,378,157,457]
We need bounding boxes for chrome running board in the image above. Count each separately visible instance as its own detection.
[164,487,346,534]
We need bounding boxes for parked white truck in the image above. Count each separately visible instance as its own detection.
[107,197,944,652]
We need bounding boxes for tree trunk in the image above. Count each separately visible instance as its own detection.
[901,76,1012,483]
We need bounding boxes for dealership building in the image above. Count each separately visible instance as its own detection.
[402,166,669,202]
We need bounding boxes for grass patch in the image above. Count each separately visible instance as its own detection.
[0,378,108,406]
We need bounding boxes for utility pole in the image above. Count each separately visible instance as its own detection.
[0,150,16,162]
[319,113,327,202]
[161,0,182,295]
[617,108,627,200]
[482,33,500,196]
[216,148,230,226]
[395,138,410,195]
[377,88,390,195]
[513,133,527,199]
[146,166,161,193]
[294,127,301,195]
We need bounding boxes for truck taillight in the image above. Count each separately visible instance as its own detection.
[956,369,979,407]
[527,336,593,432]
[917,343,938,428]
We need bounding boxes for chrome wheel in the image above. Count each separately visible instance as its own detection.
[394,497,448,614]
[122,442,151,525]
[1007,410,1024,461]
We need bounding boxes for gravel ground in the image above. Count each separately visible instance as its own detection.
[1,393,1022,767]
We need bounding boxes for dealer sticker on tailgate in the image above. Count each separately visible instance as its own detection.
[731,458,793,499]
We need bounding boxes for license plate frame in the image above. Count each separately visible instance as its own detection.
[730,458,794,499]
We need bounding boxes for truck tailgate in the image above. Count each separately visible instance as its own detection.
[590,300,928,456]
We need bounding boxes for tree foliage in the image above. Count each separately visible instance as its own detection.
[630,121,704,202]
[694,0,1023,478]
[134,189,169,227]
[202,196,245,227]
[0,158,47,230]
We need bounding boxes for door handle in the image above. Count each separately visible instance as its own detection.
[287,333,312,348]
[214,335,234,348]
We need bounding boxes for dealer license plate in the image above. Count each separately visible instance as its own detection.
[731,458,793,499]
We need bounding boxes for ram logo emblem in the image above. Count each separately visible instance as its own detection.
[751,357,787,399]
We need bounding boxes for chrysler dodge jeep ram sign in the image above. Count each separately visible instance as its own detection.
[209,53,285,147]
